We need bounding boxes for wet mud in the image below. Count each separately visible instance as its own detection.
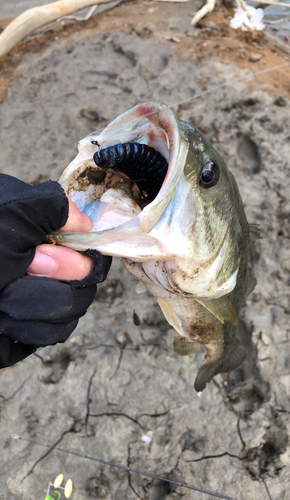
[0,1,290,499]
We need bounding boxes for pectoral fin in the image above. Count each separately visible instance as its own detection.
[157,298,183,335]
[249,223,263,242]
[249,223,262,256]
[245,272,257,296]
[195,296,238,326]
[174,336,200,356]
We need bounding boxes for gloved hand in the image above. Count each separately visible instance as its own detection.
[0,174,112,368]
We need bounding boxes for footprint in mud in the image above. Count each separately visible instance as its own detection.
[245,422,288,479]
[79,108,101,123]
[221,322,288,482]
[238,134,261,174]
[85,473,109,498]
[151,480,175,499]
[40,347,72,384]
[95,278,125,303]
[180,430,206,453]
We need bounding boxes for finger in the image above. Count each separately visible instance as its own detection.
[26,245,94,281]
[61,197,92,233]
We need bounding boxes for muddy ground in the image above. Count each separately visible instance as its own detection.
[0,1,290,499]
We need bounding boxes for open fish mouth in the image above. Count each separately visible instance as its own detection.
[55,101,190,260]
[54,100,241,302]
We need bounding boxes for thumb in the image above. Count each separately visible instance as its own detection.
[26,245,94,281]
[61,197,92,233]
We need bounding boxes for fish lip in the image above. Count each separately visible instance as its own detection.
[59,101,188,235]
[136,102,187,233]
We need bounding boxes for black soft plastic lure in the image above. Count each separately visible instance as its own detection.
[93,142,168,199]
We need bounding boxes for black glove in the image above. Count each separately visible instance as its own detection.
[0,174,111,368]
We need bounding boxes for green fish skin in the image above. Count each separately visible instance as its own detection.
[53,101,258,392]
[174,119,250,392]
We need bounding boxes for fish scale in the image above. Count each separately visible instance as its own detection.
[93,143,168,198]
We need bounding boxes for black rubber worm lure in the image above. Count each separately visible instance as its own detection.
[93,143,168,199]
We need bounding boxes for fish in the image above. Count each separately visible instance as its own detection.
[52,101,260,392]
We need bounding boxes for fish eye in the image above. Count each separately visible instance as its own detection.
[199,160,220,188]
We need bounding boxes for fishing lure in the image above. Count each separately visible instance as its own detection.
[93,142,168,199]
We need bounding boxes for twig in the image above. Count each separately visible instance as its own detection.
[265,16,290,24]
[237,0,249,10]
[191,0,216,26]
[0,0,120,60]
[247,0,290,7]
[59,4,99,22]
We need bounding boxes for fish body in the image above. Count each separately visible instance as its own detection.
[54,101,257,391]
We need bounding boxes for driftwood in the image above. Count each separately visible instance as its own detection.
[191,0,290,26]
[0,0,116,60]
[1,0,289,59]
[59,4,99,22]
[265,16,290,24]
[191,0,216,25]
[264,29,290,54]
[247,0,290,6]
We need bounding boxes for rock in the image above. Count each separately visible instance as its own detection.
[249,53,262,62]
[115,330,127,346]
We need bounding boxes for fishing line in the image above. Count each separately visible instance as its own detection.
[90,60,290,138]
[12,434,237,500]
[168,61,290,110]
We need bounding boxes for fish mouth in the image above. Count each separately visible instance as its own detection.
[55,101,189,258]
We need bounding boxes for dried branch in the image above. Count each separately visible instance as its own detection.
[191,0,216,26]
[191,0,290,27]
[0,0,117,60]
[247,0,290,7]
[59,4,99,22]
[265,16,290,24]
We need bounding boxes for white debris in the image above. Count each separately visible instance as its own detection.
[141,431,153,443]
[136,281,147,294]
[230,5,265,31]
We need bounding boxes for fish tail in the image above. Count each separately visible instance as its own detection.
[194,338,246,392]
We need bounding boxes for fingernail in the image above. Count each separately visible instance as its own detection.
[27,251,58,277]
[80,212,92,231]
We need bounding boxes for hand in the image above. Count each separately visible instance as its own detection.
[27,198,94,281]
[0,175,112,368]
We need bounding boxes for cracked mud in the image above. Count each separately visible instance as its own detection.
[0,2,290,499]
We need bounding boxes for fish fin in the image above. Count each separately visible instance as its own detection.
[136,281,147,294]
[195,296,238,326]
[194,338,246,392]
[249,223,263,242]
[245,272,257,296]
[157,298,183,335]
[249,223,262,257]
[174,336,200,356]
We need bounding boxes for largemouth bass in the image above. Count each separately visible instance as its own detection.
[53,101,259,392]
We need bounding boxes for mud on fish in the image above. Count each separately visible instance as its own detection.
[53,101,260,392]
